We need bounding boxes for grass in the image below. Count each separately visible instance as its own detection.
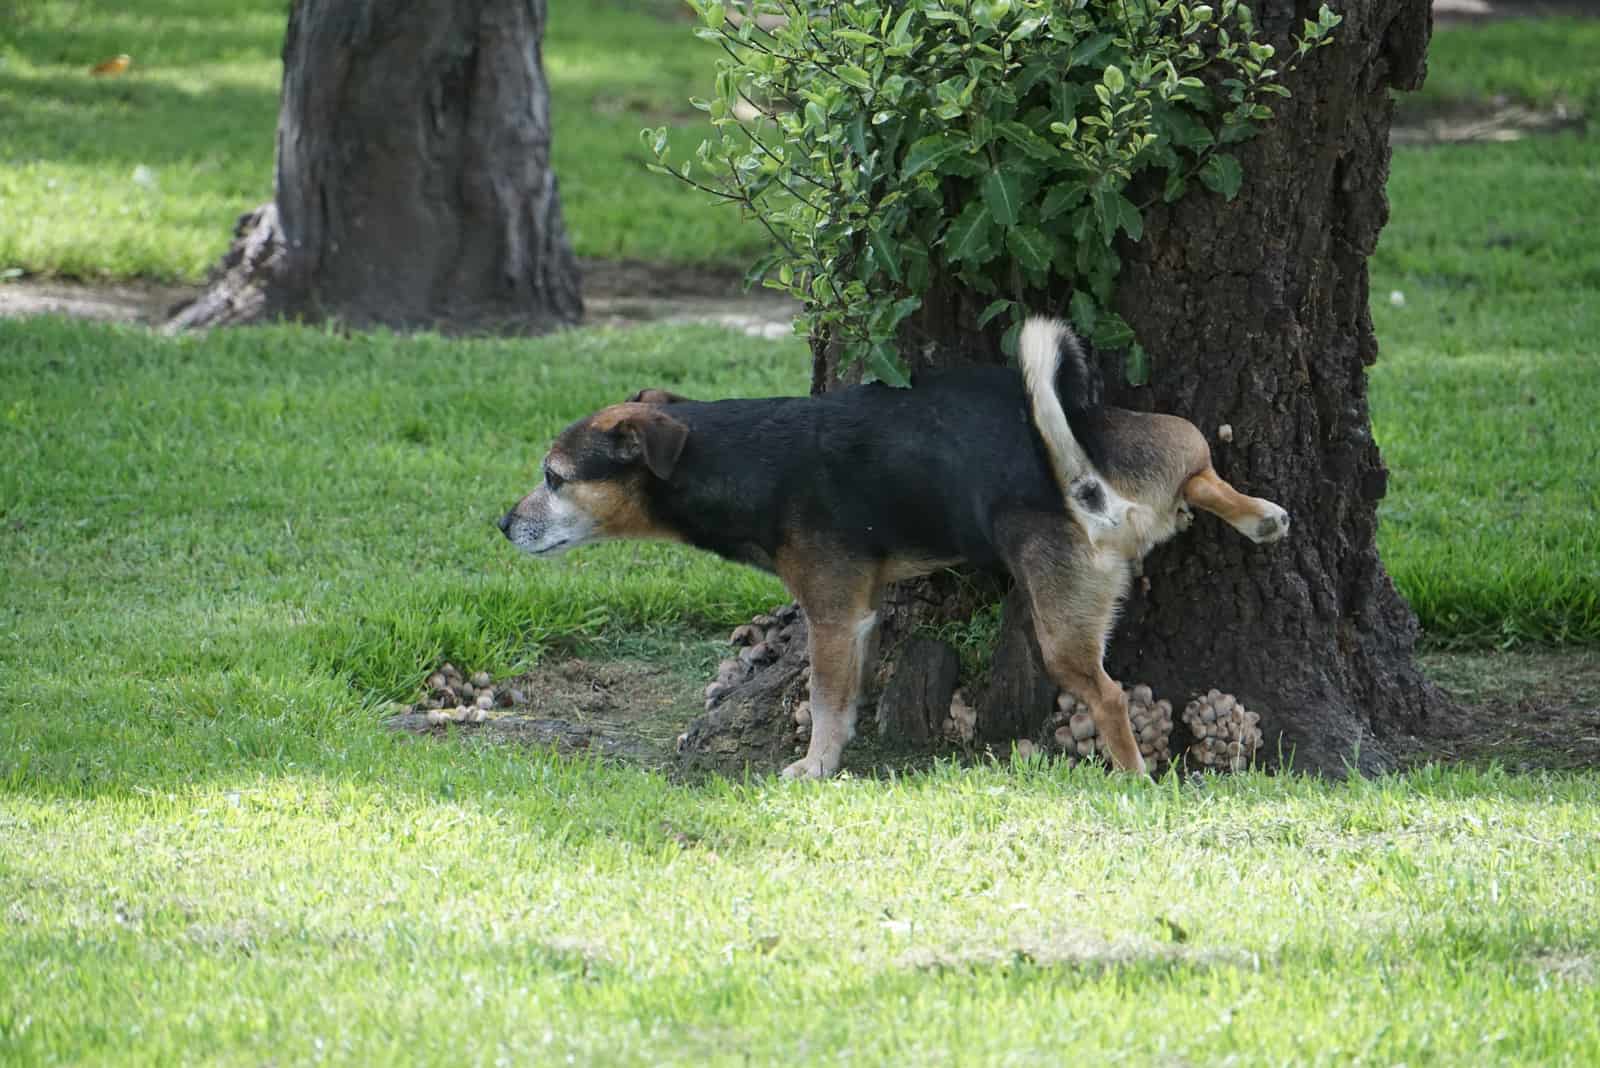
[2,11,1599,1062]
[5,755,1600,1064]
[1370,132,1600,645]
[1400,16,1600,120]
[0,0,761,280]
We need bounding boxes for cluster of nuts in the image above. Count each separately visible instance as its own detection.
[1182,689,1262,771]
[1040,684,1175,770]
[400,662,525,726]
[705,603,808,712]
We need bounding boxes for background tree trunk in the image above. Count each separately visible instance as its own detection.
[169,0,581,334]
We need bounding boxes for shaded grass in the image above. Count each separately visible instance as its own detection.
[0,319,803,792]
[0,0,758,280]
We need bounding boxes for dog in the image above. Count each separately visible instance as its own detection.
[499,318,1289,778]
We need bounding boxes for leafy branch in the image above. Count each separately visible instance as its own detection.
[649,0,1340,386]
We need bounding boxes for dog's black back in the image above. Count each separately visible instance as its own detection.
[636,367,1095,572]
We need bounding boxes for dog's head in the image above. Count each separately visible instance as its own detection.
[499,402,689,556]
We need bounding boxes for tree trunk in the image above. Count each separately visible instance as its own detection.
[169,0,581,334]
[1096,0,1442,774]
[695,0,1440,778]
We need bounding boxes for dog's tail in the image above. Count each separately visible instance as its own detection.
[1019,316,1138,543]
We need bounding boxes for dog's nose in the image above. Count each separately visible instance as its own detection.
[497,512,513,536]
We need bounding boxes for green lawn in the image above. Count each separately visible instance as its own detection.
[0,0,760,280]
[3,9,1600,1064]
[1400,16,1600,120]
[1370,132,1600,645]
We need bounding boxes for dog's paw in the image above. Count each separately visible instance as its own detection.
[780,755,835,780]
[1250,503,1291,544]
[1175,500,1194,533]
[1254,503,1290,543]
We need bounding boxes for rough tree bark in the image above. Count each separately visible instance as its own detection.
[169,0,581,334]
[681,0,1445,777]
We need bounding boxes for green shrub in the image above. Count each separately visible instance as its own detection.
[652,0,1336,384]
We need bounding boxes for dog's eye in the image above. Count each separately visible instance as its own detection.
[545,468,565,492]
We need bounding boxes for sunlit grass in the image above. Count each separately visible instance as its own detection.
[0,0,759,280]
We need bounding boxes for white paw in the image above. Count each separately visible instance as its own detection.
[1251,503,1291,544]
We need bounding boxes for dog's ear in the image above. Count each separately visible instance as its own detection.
[626,387,692,405]
[612,409,689,479]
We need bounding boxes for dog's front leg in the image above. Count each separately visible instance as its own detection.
[775,552,884,780]
[782,609,879,779]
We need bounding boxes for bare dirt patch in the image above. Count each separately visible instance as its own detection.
[384,644,1600,776]
[1391,102,1586,145]
[0,258,799,337]
[384,656,704,769]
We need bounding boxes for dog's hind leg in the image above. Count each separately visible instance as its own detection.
[1005,523,1146,774]
[776,549,884,780]
[1182,467,1290,544]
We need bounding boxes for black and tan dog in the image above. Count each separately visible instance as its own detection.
[499,318,1289,778]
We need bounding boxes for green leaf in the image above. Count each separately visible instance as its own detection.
[945,200,995,264]
[1111,191,1143,242]
[1198,153,1244,200]
[863,342,912,388]
[869,229,903,285]
[1006,226,1055,273]
[1070,32,1114,67]
[995,120,1056,161]
[1124,342,1150,387]
[1069,291,1098,336]
[902,133,967,179]
[977,298,1013,329]
[836,64,874,91]
[1102,65,1125,95]
[1091,312,1135,351]
[846,114,869,159]
[833,29,879,46]
[982,169,1022,228]
[1040,182,1088,222]
[1158,106,1214,150]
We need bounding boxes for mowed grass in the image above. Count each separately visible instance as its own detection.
[5,755,1600,1065]
[3,13,1600,1062]
[1370,133,1600,644]
[1400,16,1600,120]
[0,313,1596,1059]
[0,0,759,280]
